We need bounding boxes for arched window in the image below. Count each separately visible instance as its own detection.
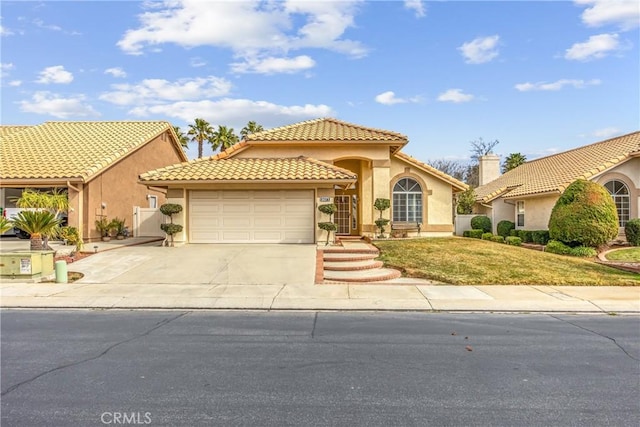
[393,178,422,222]
[605,180,630,227]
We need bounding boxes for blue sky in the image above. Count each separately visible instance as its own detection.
[1,0,638,162]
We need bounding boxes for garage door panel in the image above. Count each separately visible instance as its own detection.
[190,190,314,243]
[254,204,284,214]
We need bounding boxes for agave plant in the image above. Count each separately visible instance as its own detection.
[11,210,61,250]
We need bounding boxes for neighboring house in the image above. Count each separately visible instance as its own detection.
[140,118,467,244]
[473,131,640,238]
[0,121,188,241]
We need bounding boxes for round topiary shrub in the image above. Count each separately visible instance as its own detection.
[548,180,619,248]
[497,220,515,238]
[625,218,640,246]
[471,215,492,233]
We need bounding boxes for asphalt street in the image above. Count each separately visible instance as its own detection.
[1,310,639,426]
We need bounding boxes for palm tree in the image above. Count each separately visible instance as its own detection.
[187,118,215,159]
[212,125,239,152]
[0,217,12,234]
[173,126,189,148]
[11,210,61,250]
[14,188,68,219]
[502,152,527,173]
[240,121,264,140]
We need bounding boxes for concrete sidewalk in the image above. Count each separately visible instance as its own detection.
[1,280,639,312]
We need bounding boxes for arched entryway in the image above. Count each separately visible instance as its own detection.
[333,159,365,236]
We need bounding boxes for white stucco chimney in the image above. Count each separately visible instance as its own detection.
[479,154,501,186]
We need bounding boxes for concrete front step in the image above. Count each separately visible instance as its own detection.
[323,268,402,283]
[323,259,384,271]
[323,252,379,262]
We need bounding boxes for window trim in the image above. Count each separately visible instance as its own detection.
[604,180,630,227]
[516,201,525,227]
[392,177,423,223]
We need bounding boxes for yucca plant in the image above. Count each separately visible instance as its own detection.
[0,217,13,234]
[11,210,61,250]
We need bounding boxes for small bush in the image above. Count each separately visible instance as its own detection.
[490,235,505,243]
[497,220,515,238]
[506,236,522,246]
[569,246,598,257]
[518,230,533,243]
[625,219,640,246]
[546,240,570,255]
[546,240,597,257]
[471,215,492,233]
[481,232,493,240]
[532,230,550,245]
[463,229,483,239]
[510,229,519,237]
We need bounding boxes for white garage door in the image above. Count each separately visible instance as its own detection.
[189,190,315,243]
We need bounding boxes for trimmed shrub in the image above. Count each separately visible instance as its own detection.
[506,236,522,246]
[546,240,597,257]
[532,230,550,245]
[548,179,618,247]
[481,232,493,240]
[510,229,519,237]
[490,235,505,243]
[569,246,598,257]
[471,215,492,233]
[518,230,533,243]
[546,240,570,255]
[625,218,640,246]
[463,229,483,239]
[497,220,515,238]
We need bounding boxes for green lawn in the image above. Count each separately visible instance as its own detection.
[605,247,640,262]
[374,237,640,286]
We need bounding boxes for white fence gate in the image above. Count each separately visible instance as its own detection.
[454,214,475,236]
[133,207,164,237]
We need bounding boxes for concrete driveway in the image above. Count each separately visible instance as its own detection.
[70,244,317,286]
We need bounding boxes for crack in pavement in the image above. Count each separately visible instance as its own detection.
[549,314,640,362]
[1,311,190,397]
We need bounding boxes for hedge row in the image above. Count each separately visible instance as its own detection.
[626,218,640,246]
[508,229,550,244]
[545,240,597,257]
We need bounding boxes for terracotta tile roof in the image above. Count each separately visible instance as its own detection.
[0,121,187,182]
[475,131,640,202]
[139,156,358,183]
[245,117,408,144]
[0,126,31,138]
[394,151,468,192]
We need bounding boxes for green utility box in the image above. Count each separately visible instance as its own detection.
[0,251,55,280]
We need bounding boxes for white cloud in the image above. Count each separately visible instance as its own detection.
[564,33,621,61]
[99,76,233,105]
[104,67,127,78]
[404,0,426,18]
[9,80,22,87]
[515,79,602,91]
[117,0,367,74]
[375,91,420,105]
[458,35,500,64]
[1,62,14,78]
[231,55,316,74]
[575,0,640,30]
[33,18,62,32]
[593,127,621,138]
[18,91,100,118]
[35,65,74,84]
[437,89,474,103]
[127,98,334,129]
[190,57,207,67]
[1,24,14,36]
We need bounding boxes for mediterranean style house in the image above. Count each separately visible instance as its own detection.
[140,118,467,244]
[0,121,188,241]
[473,131,640,238]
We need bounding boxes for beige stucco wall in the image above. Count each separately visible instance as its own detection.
[84,132,185,240]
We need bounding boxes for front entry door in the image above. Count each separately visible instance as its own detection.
[334,195,351,235]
